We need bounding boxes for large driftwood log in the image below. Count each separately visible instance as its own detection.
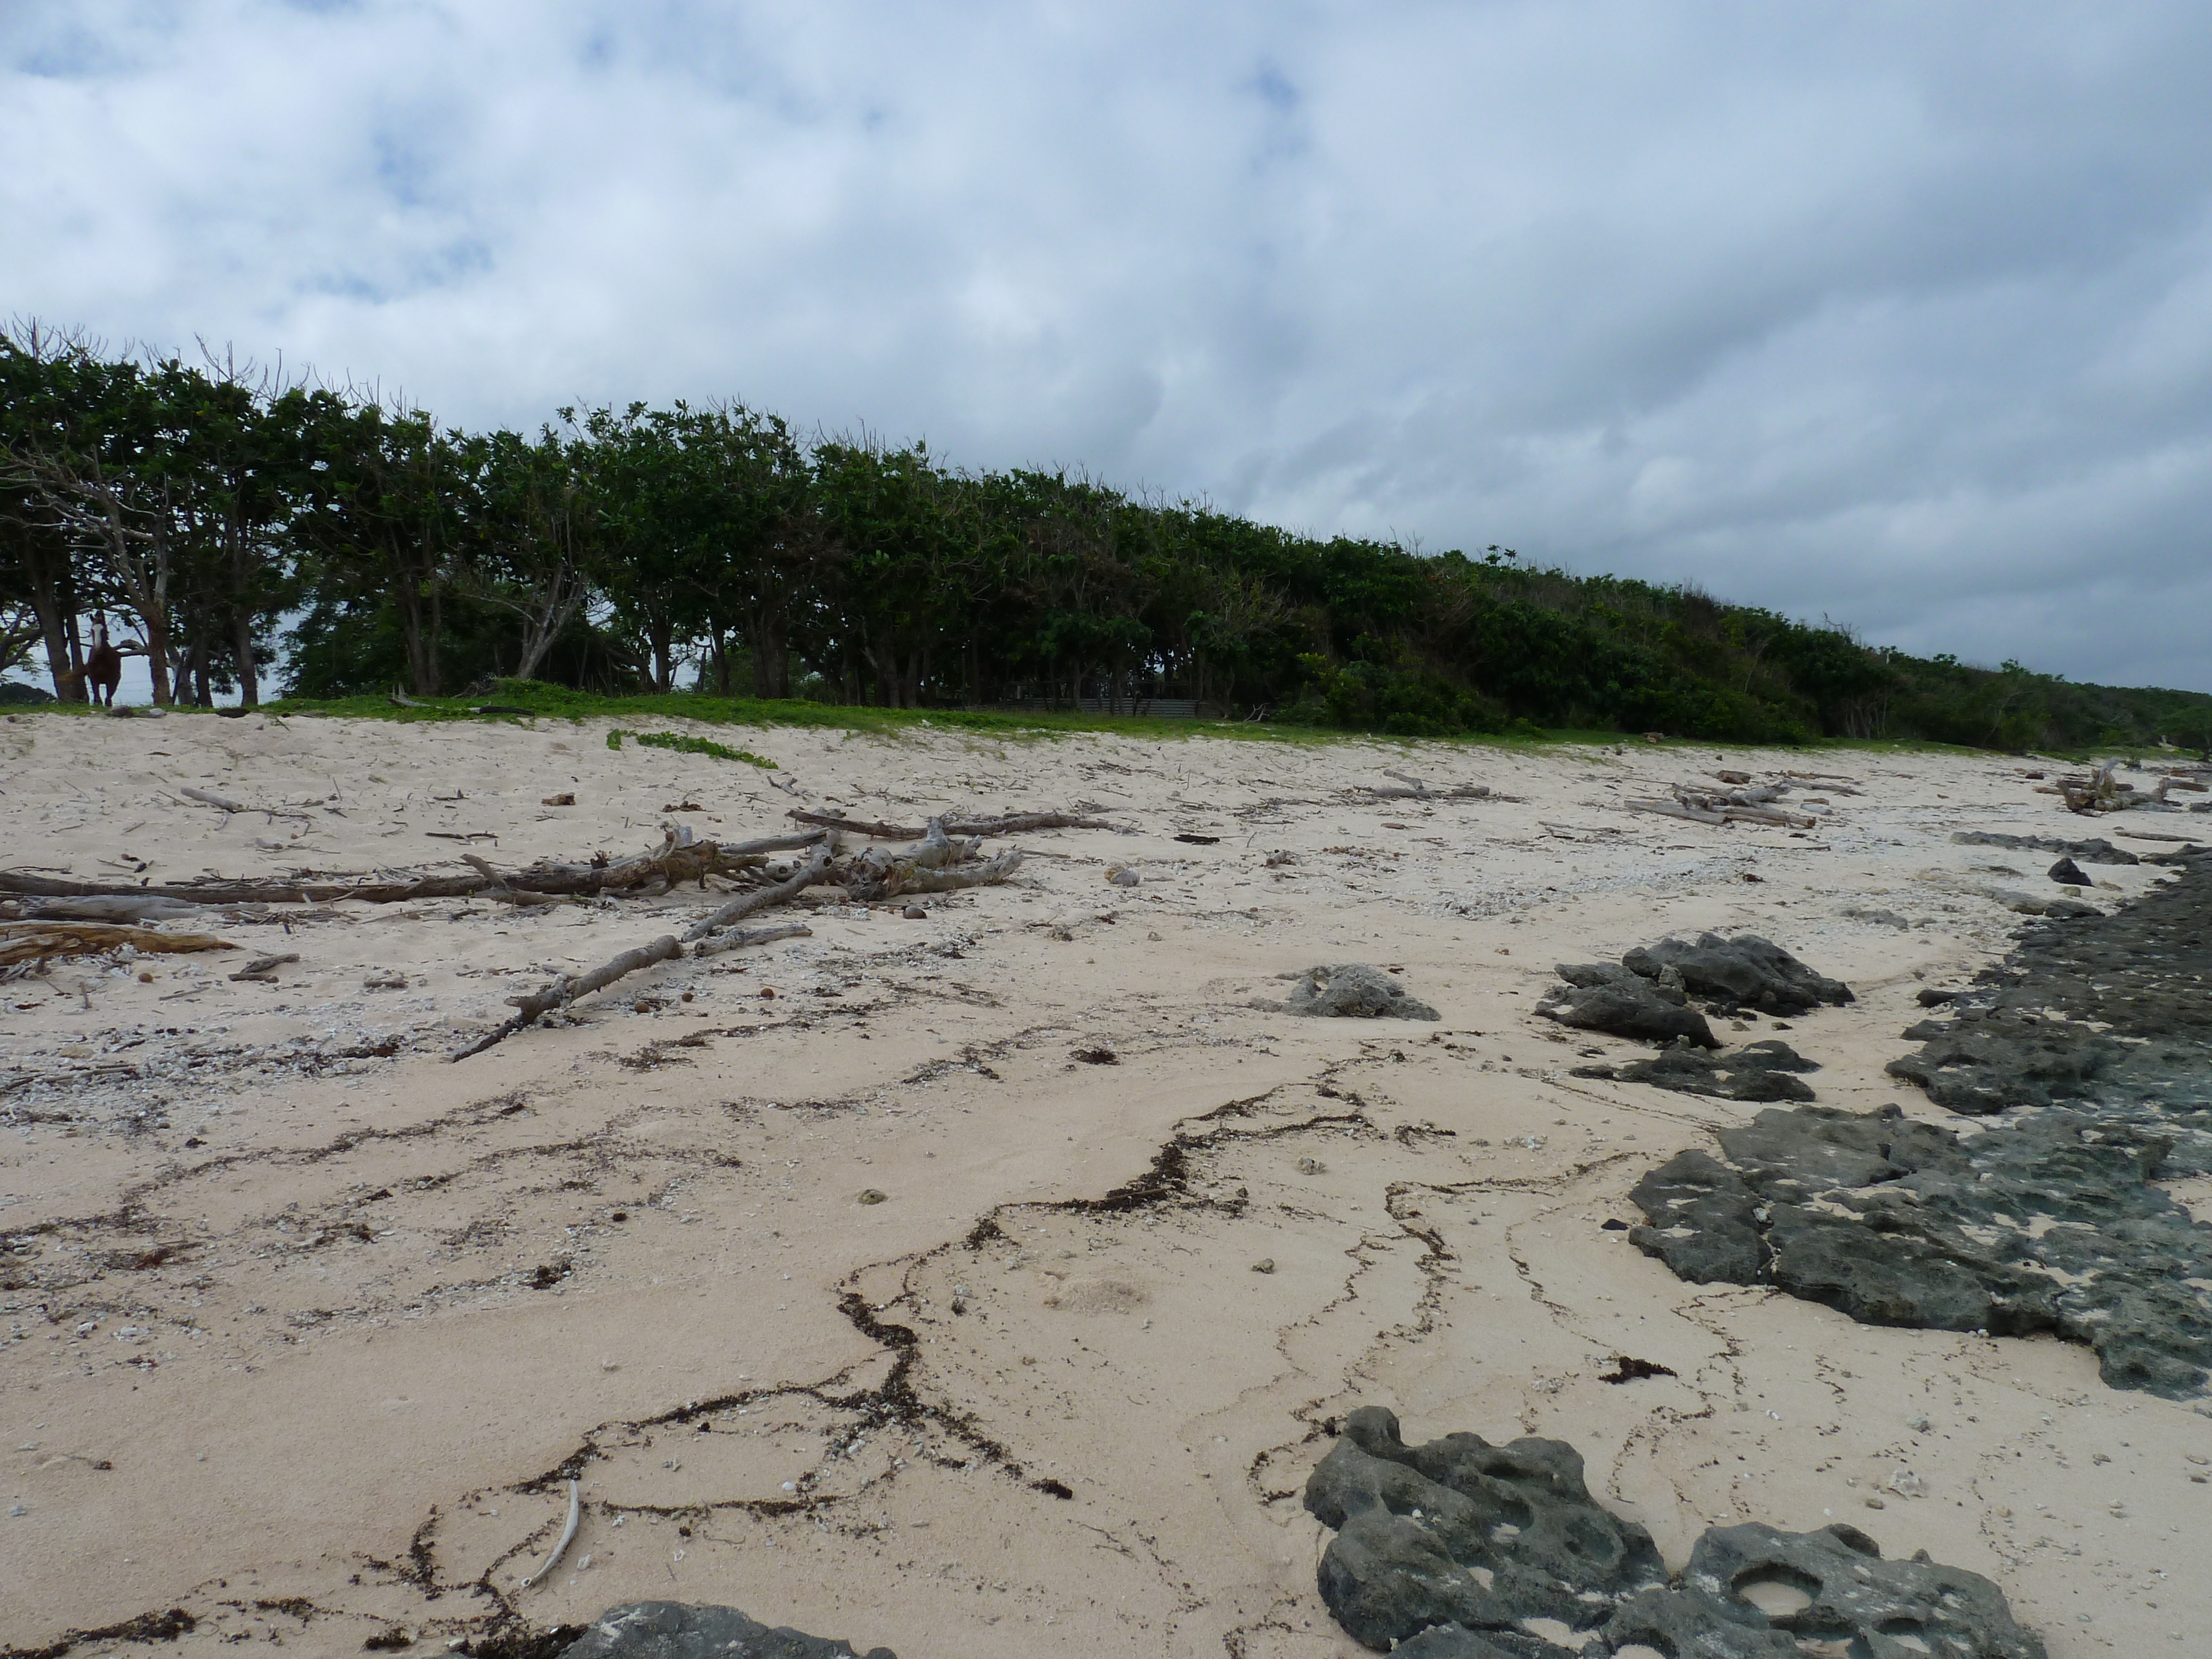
[0,920,238,965]
[450,934,685,1060]
[786,808,1112,838]
[19,895,212,924]
[0,828,830,908]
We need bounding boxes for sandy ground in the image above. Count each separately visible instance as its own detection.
[1,710,2205,1657]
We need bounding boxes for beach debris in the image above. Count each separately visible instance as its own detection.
[2033,758,2206,814]
[17,894,210,924]
[688,922,810,960]
[857,1189,887,1205]
[1345,771,1511,804]
[1623,777,1819,828]
[1071,1046,1117,1064]
[542,792,576,805]
[1106,865,1139,887]
[453,936,684,1060]
[227,951,299,982]
[0,826,830,908]
[1572,1038,1818,1102]
[179,786,313,822]
[1270,963,1440,1020]
[0,920,237,966]
[1172,833,1219,844]
[1250,1258,1275,1274]
[785,807,1110,838]
[1597,1355,1676,1383]
[518,1479,581,1589]
[560,1601,896,1658]
[1303,1406,2048,1658]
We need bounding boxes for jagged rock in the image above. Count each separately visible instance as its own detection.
[1302,1409,2047,1657]
[1629,1102,2212,1396]
[1571,1039,1817,1102]
[1302,1406,1666,1652]
[1536,978,1717,1047]
[559,1602,896,1659]
[1951,830,2138,864]
[1604,1522,2048,1658]
[1280,964,1439,1020]
[1620,933,1853,1015]
[2047,855,2091,886]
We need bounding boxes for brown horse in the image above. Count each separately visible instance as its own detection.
[76,614,125,707]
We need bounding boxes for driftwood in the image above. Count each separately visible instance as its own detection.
[872,848,1024,895]
[786,808,1110,838]
[0,828,830,909]
[451,934,685,1060]
[19,895,211,924]
[1623,796,1726,826]
[181,786,314,823]
[690,921,813,958]
[0,920,237,965]
[229,951,300,982]
[685,847,833,941]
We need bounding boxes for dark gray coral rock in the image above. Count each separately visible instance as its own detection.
[1619,932,1853,1015]
[1630,1102,2212,1396]
[1630,852,2212,1399]
[1571,1039,1817,1102]
[559,1603,895,1659]
[1302,1408,2046,1657]
[1536,974,1718,1048]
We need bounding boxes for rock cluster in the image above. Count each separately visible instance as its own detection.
[1624,855,2212,1398]
[560,1603,896,1659]
[1303,1406,2047,1657]
[1277,963,1441,1020]
[1536,933,1850,1048]
[1571,1037,1817,1102]
[1629,1102,2212,1395]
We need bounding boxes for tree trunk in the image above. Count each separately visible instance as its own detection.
[232,608,260,707]
[30,575,83,703]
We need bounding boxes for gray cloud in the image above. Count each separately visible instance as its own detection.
[6,1,2209,687]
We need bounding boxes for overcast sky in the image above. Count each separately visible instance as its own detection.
[7,2,2211,691]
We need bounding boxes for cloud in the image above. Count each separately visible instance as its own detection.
[5,0,2210,687]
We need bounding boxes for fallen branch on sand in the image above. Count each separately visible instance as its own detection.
[450,935,686,1060]
[786,807,1111,838]
[0,920,237,965]
[0,827,831,909]
[690,921,812,958]
[179,786,314,823]
[685,846,834,941]
[1623,781,1820,829]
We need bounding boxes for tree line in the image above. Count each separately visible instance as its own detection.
[4,320,2207,752]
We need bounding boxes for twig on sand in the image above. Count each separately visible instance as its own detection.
[518,1480,581,1589]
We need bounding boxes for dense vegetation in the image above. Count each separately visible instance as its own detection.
[4,321,2208,752]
